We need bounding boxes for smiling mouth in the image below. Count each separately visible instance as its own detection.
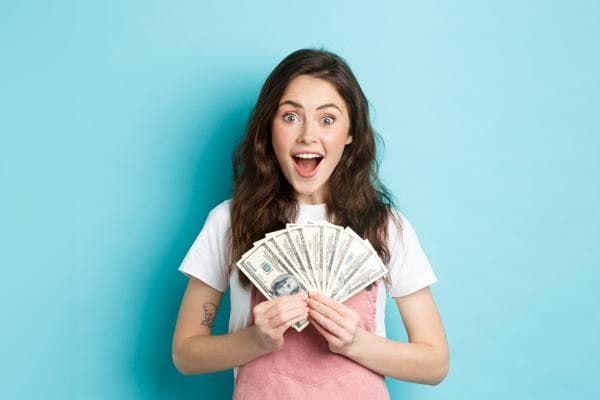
[292,154,324,178]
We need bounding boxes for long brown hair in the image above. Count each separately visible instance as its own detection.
[228,47,399,287]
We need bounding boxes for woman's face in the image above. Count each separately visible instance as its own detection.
[271,74,352,204]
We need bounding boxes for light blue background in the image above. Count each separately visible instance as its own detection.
[1,1,598,398]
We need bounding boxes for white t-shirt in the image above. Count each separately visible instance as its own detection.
[178,199,438,339]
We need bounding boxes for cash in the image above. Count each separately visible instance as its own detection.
[236,221,388,332]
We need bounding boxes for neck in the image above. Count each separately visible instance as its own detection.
[295,188,328,205]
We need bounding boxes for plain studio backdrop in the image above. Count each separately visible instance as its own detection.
[1,1,598,399]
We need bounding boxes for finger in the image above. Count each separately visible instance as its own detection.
[307,298,345,327]
[309,292,355,318]
[259,291,306,306]
[274,314,309,336]
[269,292,308,307]
[310,317,342,348]
[308,307,346,338]
[257,292,305,314]
[268,304,309,328]
[254,293,306,324]
[263,296,308,320]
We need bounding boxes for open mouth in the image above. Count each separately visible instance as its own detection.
[292,153,324,178]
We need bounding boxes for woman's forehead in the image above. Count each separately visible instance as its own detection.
[279,75,347,112]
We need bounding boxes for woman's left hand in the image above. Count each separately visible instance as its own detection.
[307,291,362,356]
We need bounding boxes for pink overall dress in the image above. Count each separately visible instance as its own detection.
[233,282,390,400]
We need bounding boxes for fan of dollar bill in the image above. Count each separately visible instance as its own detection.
[236,221,388,332]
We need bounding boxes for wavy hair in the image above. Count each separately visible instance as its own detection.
[228,47,399,287]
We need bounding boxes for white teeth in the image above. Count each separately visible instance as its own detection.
[293,153,323,159]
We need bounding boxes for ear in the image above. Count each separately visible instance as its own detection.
[345,135,353,145]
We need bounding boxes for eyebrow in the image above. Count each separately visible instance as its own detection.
[278,99,342,113]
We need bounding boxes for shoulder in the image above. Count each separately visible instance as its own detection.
[386,207,407,238]
[207,198,232,222]
[198,198,232,236]
[385,207,425,249]
[383,208,438,297]
[178,199,233,291]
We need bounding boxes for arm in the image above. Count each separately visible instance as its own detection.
[308,287,449,385]
[172,277,308,375]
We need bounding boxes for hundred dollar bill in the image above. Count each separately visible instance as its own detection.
[264,229,316,291]
[300,223,325,292]
[236,242,310,331]
[320,223,343,297]
[285,226,319,291]
[305,220,342,295]
[334,252,388,302]
[325,229,356,296]
[328,227,386,299]
[305,220,345,295]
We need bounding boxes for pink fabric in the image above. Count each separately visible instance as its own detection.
[233,283,390,400]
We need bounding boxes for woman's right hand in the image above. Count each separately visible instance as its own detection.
[251,292,309,352]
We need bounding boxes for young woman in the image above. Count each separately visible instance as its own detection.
[172,48,449,399]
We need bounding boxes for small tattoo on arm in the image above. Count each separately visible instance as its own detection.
[201,302,217,328]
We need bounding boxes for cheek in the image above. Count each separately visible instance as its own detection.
[271,123,294,149]
[271,128,289,159]
[323,134,350,158]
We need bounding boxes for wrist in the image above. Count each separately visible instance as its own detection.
[244,325,272,357]
[342,326,369,360]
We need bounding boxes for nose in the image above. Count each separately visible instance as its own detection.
[296,121,318,144]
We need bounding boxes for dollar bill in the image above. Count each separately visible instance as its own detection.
[286,226,319,291]
[237,221,389,331]
[325,229,355,296]
[304,221,344,296]
[236,242,310,331]
[265,229,316,291]
[334,253,388,302]
[300,223,325,292]
[321,224,343,297]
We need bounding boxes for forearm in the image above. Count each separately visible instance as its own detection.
[344,328,449,385]
[173,326,267,375]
